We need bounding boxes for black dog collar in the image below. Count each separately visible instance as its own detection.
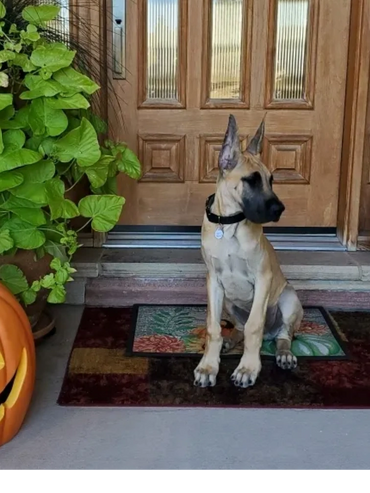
[205,194,246,225]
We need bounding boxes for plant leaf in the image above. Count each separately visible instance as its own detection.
[20,24,40,42]
[85,156,113,188]
[20,289,37,306]
[0,72,8,88]
[50,197,79,220]
[40,68,53,80]
[0,196,46,226]
[0,50,15,63]
[25,134,45,151]
[46,94,90,110]
[92,176,118,195]
[43,240,67,262]
[66,115,81,131]
[0,148,42,173]
[47,285,66,304]
[39,137,56,156]
[78,195,125,232]
[0,2,6,19]
[1,106,30,131]
[3,217,45,249]
[10,180,48,205]
[19,159,55,183]
[55,268,69,284]
[0,105,14,122]
[29,98,68,136]
[21,78,65,100]
[0,94,12,112]
[115,147,142,179]
[53,117,101,167]
[0,170,23,192]
[0,229,13,254]
[22,5,60,25]
[83,111,107,134]
[31,44,76,73]
[2,129,25,150]
[0,265,28,295]
[11,53,37,72]
[50,257,62,270]
[45,178,79,220]
[53,67,100,95]
[41,273,55,289]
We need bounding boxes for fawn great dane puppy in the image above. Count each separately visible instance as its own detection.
[194,115,303,388]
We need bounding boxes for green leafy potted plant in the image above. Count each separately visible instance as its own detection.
[0,3,141,333]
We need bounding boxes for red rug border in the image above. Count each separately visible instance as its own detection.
[56,307,363,410]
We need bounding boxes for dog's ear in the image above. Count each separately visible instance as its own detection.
[218,114,241,172]
[246,117,265,156]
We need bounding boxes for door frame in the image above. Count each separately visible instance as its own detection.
[337,0,370,251]
[88,0,370,250]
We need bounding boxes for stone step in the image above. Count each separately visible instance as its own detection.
[84,277,370,309]
[66,248,370,307]
[72,248,370,281]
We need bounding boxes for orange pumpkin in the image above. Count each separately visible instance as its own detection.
[0,283,35,446]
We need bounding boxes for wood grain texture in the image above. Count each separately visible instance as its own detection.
[359,70,370,233]
[338,0,370,250]
[139,134,186,182]
[115,0,351,228]
[263,134,312,184]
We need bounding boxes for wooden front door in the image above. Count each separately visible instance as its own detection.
[112,0,351,227]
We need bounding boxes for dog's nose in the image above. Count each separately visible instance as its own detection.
[270,201,285,220]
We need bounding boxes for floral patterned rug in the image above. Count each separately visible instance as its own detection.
[58,307,370,409]
[127,305,347,359]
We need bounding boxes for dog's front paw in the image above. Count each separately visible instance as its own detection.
[194,356,219,388]
[231,355,261,388]
[276,350,297,370]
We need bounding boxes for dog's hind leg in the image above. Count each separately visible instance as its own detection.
[222,300,247,353]
[275,284,303,370]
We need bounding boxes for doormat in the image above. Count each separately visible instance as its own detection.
[59,307,370,409]
[127,305,347,359]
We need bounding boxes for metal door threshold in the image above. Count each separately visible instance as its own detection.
[104,231,345,251]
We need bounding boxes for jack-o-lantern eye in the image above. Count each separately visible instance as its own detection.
[0,352,4,370]
[0,349,28,409]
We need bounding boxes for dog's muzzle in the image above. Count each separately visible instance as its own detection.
[269,200,285,222]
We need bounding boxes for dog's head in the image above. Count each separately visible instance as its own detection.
[217,114,285,224]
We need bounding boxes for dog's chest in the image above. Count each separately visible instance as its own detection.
[203,237,255,302]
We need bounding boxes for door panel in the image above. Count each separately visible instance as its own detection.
[113,0,351,227]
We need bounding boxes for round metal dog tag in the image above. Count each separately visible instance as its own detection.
[215,226,224,239]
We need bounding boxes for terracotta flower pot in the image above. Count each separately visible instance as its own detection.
[0,250,52,328]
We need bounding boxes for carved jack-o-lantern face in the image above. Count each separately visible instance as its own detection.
[0,284,35,447]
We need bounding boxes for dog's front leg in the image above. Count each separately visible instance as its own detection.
[194,273,224,387]
[231,274,271,388]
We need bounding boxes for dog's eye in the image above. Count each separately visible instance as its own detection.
[242,172,261,188]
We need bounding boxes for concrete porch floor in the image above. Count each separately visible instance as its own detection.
[1,305,370,469]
